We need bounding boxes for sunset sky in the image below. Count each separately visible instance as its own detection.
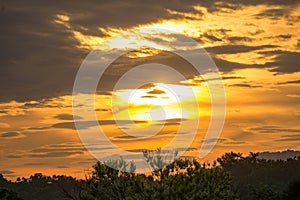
[0,0,300,179]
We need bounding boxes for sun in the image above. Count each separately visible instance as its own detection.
[111,83,203,124]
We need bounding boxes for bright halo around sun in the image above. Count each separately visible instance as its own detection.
[72,27,226,173]
[124,83,183,122]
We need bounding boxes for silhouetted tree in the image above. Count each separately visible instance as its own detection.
[0,188,23,200]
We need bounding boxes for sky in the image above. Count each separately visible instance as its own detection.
[0,0,300,179]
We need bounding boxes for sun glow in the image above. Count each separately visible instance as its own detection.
[111,83,205,124]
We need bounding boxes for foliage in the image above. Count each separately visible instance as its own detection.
[217,151,300,199]
[0,173,84,200]
[1,150,300,199]
[0,188,23,200]
[82,156,237,200]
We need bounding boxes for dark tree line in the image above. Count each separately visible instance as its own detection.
[217,152,300,199]
[1,151,300,200]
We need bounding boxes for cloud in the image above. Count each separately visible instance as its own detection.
[279,79,300,85]
[259,50,300,74]
[249,125,300,134]
[27,127,50,131]
[229,83,262,88]
[0,1,88,102]
[147,89,166,95]
[25,143,87,158]
[54,114,82,120]
[276,134,300,141]
[51,119,148,130]
[255,7,293,20]
[275,34,292,39]
[1,0,299,102]
[95,108,110,112]
[23,162,46,166]
[203,32,223,42]
[0,131,24,139]
[211,49,300,74]
[141,95,157,98]
[27,151,84,158]
[6,155,22,158]
[227,36,253,43]
[0,170,15,175]
[185,76,245,85]
[213,57,260,72]
[0,0,205,102]
[113,135,136,140]
[206,44,277,55]
[56,166,69,169]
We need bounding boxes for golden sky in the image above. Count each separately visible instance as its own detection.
[0,0,300,179]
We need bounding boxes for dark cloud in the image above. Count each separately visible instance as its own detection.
[261,51,300,74]
[1,0,299,102]
[96,91,112,96]
[276,34,292,39]
[127,147,197,153]
[255,8,293,20]
[227,36,253,43]
[201,137,245,145]
[25,143,87,158]
[56,166,69,169]
[147,89,166,95]
[229,83,262,88]
[249,125,300,134]
[141,95,157,98]
[0,1,88,102]
[276,134,300,141]
[23,162,46,166]
[0,170,15,175]
[203,33,223,42]
[54,114,82,120]
[28,127,50,130]
[1,132,18,137]
[27,151,84,158]
[185,76,245,85]
[222,140,246,145]
[0,131,23,139]
[30,147,85,154]
[0,0,202,102]
[52,119,148,130]
[213,49,300,74]
[206,44,277,54]
[201,137,222,143]
[225,0,300,7]
[199,29,230,42]
[95,108,110,112]
[222,76,245,80]
[113,135,136,140]
[155,118,185,126]
[278,79,300,85]
[213,57,260,72]
[52,121,90,130]
[6,155,22,158]
[212,137,246,145]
